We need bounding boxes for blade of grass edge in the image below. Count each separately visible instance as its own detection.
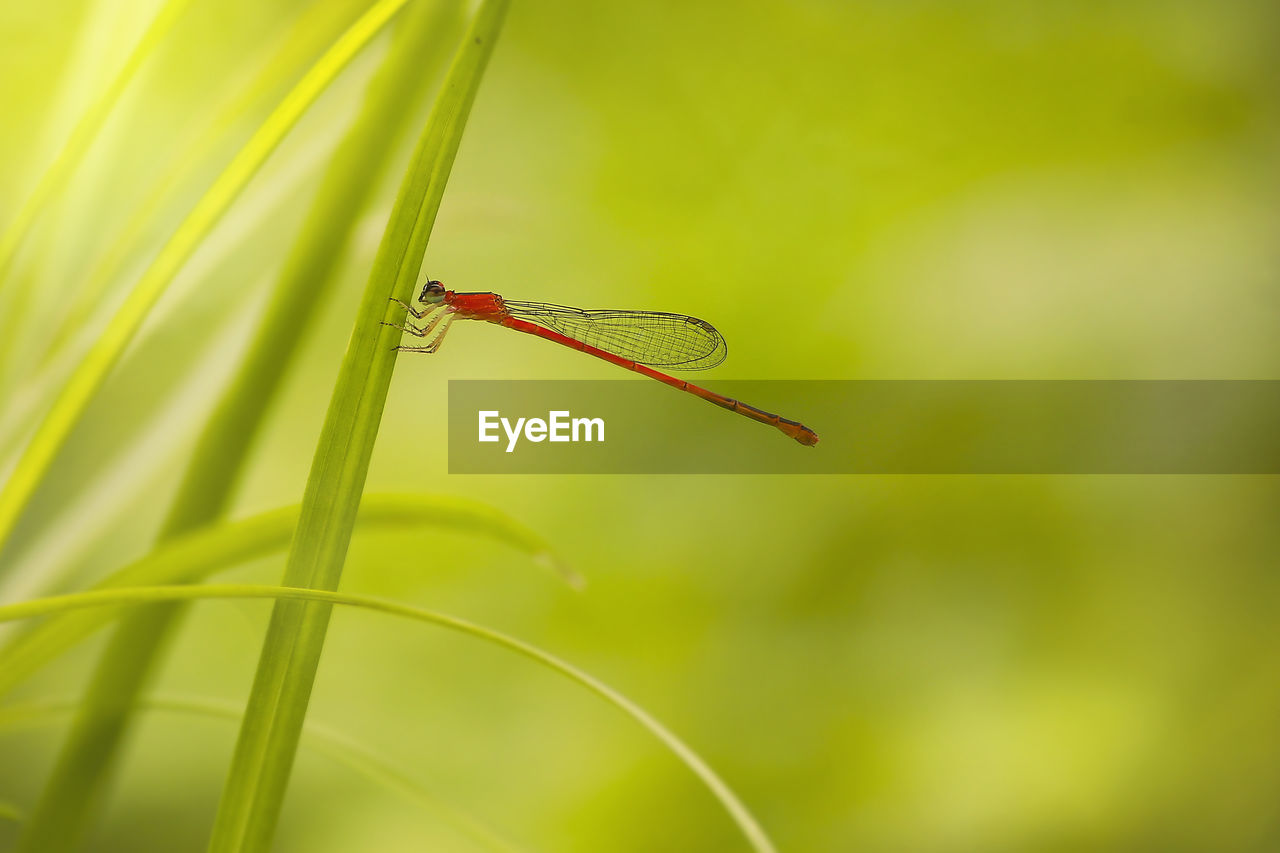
[0,0,415,564]
[0,585,777,853]
[12,5,463,851]
[207,2,510,850]
[0,493,571,700]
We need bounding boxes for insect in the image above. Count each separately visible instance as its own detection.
[385,281,819,446]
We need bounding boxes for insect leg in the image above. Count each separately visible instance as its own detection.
[381,308,447,337]
[395,315,456,354]
[388,297,441,320]
[424,316,456,353]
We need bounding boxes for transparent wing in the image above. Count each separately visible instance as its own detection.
[503,301,727,370]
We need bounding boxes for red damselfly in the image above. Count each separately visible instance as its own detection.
[386,281,819,446]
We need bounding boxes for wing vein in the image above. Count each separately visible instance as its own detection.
[504,301,727,370]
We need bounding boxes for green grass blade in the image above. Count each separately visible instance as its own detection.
[14,7,467,850]
[0,493,568,700]
[0,584,777,853]
[163,0,459,534]
[0,0,193,291]
[0,694,526,853]
[28,0,374,373]
[0,800,21,823]
[0,0,414,561]
[207,2,511,850]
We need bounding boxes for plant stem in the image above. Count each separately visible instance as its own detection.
[0,583,777,853]
[0,493,565,701]
[12,1,443,850]
[206,2,511,850]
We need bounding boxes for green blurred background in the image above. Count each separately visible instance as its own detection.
[1,0,1278,849]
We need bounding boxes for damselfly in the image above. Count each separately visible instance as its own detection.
[386,281,819,446]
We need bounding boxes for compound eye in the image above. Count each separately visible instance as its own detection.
[419,280,446,304]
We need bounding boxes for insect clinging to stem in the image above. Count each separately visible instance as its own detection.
[385,280,819,446]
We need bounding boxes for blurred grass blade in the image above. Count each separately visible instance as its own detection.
[0,0,193,291]
[0,493,568,700]
[163,0,460,535]
[207,2,510,850]
[0,0,415,563]
[0,694,526,853]
[0,800,21,823]
[14,6,465,851]
[0,584,777,853]
[29,0,387,373]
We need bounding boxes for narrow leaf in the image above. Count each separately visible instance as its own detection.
[0,584,777,853]
[16,5,466,850]
[207,1,511,850]
[0,493,569,699]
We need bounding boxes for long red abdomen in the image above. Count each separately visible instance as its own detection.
[498,316,819,446]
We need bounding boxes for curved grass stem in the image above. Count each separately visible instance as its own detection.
[0,584,776,853]
[0,491,568,702]
[205,2,512,850]
[12,4,466,850]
